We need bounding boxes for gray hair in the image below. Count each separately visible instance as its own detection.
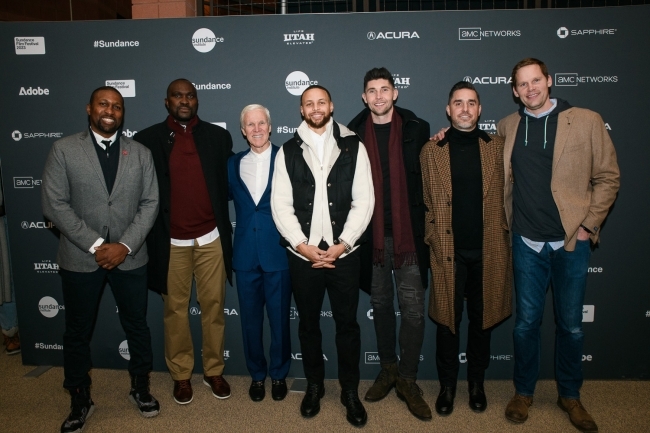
[240,104,271,129]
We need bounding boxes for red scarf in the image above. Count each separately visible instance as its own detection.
[364,110,417,267]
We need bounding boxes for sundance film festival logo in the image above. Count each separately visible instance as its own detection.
[106,80,135,97]
[582,305,595,322]
[119,340,130,360]
[12,130,63,141]
[192,28,223,53]
[459,28,521,40]
[285,71,318,96]
[22,221,55,229]
[14,176,42,188]
[38,296,64,318]
[367,31,420,40]
[284,30,314,45]
[557,27,616,38]
[34,260,59,274]
[555,73,618,86]
[464,76,512,85]
[15,36,45,54]
[35,342,63,350]
[93,40,139,48]
[19,86,49,96]
[392,73,410,89]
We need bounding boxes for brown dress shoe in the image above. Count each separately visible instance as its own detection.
[505,393,533,423]
[3,333,21,355]
[204,375,231,399]
[173,379,193,405]
[557,397,599,432]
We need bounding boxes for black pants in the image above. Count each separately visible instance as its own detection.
[288,244,361,391]
[436,248,491,386]
[60,265,152,390]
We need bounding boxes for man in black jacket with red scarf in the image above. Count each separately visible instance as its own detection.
[348,67,431,420]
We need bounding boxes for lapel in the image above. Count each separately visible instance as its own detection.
[553,108,573,170]
[502,115,518,181]
[79,130,108,195]
[259,145,278,203]
[479,138,497,198]
[432,142,452,199]
[111,135,129,197]
[235,148,256,204]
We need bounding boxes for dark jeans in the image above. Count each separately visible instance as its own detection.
[370,236,425,379]
[288,244,361,391]
[60,265,152,390]
[436,248,491,386]
[512,234,591,399]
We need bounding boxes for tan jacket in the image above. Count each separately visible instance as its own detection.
[420,135,512,333]
[497,107,620,251]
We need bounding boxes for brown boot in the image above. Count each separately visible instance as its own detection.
[3,332,20,355]
[505,393,533,423]
[364,363,397,402]
[395,376,432,421]
[557,397,598,432]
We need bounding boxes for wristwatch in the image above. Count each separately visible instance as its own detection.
[333,238,352,254]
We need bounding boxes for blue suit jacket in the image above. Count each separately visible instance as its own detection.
[228,145,289,272]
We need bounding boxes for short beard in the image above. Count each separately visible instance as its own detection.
[304,112,332,130]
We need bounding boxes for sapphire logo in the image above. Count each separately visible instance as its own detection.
[557,27,569,38]
[11,130,62,141]
[556,27,617,38]
[459,353,467,363]
[12,131,22,141]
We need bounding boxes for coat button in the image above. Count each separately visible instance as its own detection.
[327,183,331,187]
[329,202,333,206]
[446,230,450,234]
[308,202,312,206]
[306,222,310,225]
[108,201,112,206]
[447,257,451,261]
[164,208,169,213]
[332,221,336,225]
[447,201,451,206]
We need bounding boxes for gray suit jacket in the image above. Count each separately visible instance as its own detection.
[42,130,159,272]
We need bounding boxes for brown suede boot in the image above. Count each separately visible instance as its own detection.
[505,393,533,423]
[557,397,598,432]
[395,376,432,421]
[364,363,397,402]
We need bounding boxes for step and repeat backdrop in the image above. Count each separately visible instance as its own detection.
[1,6,649,381]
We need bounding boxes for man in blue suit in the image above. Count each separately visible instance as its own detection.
[228,104,292,402]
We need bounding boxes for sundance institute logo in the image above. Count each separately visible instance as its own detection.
[192,28,223,53]
[119,340,130,360]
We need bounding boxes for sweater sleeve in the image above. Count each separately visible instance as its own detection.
[339,142,375,247]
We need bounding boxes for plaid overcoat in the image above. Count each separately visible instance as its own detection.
[420,134,512,333]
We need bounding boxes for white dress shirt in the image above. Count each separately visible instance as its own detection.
[240,145,272,205]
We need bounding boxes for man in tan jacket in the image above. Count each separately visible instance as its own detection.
[421,81,512,417]
[499,58,619,433]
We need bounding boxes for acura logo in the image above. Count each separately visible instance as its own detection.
[21,221,29,229]
[189,307,200,315]
[367,32,376,40]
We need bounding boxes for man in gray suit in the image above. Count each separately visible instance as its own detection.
[42,86,160,433]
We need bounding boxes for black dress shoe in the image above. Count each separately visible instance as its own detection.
[468,382,487,413]
[340,389,368,427]
[300,382,324,418]
[435,385,456,416]
[249,380,265,402]
[272,379,288,401]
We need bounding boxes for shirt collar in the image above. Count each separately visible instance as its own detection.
[244,143,272,160]
[524,98,557,118]
[90,128,118,150]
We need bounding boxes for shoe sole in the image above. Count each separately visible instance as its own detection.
[64,404,94,433]
[395,390,432,421]
[505,412,528,424]
[173,394,193,405]
[557,401,599,433]
[203,379,231,399]
[6,349,21,355]
[128,395,160,418]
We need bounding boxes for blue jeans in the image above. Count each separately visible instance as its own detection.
[512,234,591,399]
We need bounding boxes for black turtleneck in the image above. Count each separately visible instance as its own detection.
[447,126,483,250]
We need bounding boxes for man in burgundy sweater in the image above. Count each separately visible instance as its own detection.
[134,79,234,405]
